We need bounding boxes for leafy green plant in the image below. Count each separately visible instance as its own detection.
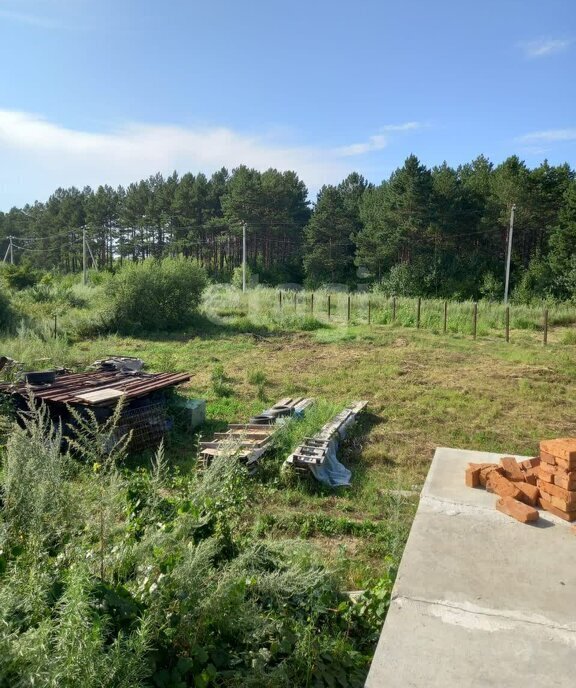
[104,258,207,333]
[211,363,233,397]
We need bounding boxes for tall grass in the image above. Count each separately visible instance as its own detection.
[203,284,576,337]
[0,399,389,687]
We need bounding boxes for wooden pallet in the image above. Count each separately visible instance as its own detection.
[198,397,314,470]
[286,401,368,470]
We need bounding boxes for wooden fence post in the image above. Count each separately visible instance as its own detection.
[368,299,371,325]
[416,297,421,328]
[443,301,448,334]
[311,292,314,314]
[543,308,548,346]
[279,291,282,308]
[392,296,396,321]
[505,306,510,343]
[347,295,351,322]
[473,302,478,340]
[53,314,58,339]
[328,294,331,319]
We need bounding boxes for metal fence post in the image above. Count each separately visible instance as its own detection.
[416,297,421,328]
[443,301,448,334]
[505,306,510,343]
[473,302,478,340]
[543,308,548,346]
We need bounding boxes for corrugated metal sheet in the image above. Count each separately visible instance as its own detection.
[0,370,191,406]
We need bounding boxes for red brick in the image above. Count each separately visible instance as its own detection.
[486,472,521,500]
[519,457,540,471]
[539,488,576,513]
[538,462,556,476]
[500,456,525,482]
[465,465,481,488]
[552,472,576,491]
[479,464,502,487]
[538,463,576,489]
[496,496,538,523]
[555,455,576,471]
[516,482,540,507]
[540,438,576,468]
[540,450,557,465]
[536,480,576,506]
[539,497,576,522]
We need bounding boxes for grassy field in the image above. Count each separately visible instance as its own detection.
[2,278,576,684]
[3,304,575,588]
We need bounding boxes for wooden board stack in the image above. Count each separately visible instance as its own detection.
[198,397,313,471]
[286,401,368,473]
[537,438,576,522]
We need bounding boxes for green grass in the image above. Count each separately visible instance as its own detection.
[2,280,576,584]
[3,313,575,586]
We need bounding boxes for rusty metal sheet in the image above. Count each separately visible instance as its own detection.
[0,370,191,406]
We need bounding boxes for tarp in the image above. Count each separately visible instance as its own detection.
[309,436,352,487]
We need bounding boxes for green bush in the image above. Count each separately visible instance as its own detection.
[0,262,40,290]
[0,288,14,330]
[104,258,207,333]
[231,263,252,290]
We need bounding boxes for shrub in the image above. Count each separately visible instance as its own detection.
[0,262,40,290]
[104,258,207,333]
[0,288,14,330]
[231,263,252,290]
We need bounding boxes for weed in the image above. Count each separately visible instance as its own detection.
[247,368,267,386]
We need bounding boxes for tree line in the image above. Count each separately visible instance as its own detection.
[1,155,575,301]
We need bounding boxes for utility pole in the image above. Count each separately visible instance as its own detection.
[9,236,13,265]
[504,204,515,305]
[242,222,247,293]
[82,228,87,285]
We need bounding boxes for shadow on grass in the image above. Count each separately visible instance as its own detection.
[103,311,332,344]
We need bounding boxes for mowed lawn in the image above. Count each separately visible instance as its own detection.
[56,323,576,587]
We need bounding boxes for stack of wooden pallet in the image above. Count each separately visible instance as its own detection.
[286,401,368,473]
[198,397,313,470]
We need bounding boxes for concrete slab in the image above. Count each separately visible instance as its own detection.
[366,447,576,688]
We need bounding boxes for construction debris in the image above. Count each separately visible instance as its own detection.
[465,437,576,523]
[0,368,191,453]
[199,397,313,471]
[285,401,368,486]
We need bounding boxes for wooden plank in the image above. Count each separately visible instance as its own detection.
[75,387,124,403]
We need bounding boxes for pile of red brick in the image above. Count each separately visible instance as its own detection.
[537,438,576,522]
[465,438,576,524]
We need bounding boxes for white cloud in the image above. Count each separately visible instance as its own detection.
[519,38,572,58]
[0,7,61,29]
[381,122,423,132]
[335,122,425,157]
[336,135,388,157]
[0,111,424,207]
[517,128,576,144]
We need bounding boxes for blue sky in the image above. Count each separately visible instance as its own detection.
[0,0,574,208]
